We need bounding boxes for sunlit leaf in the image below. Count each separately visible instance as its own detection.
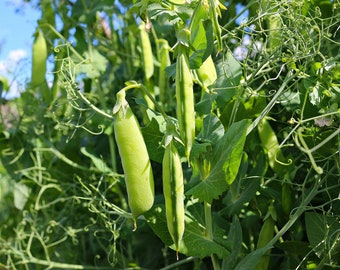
[187,119,250,203]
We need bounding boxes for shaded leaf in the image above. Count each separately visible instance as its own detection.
[234,246,272,270]
[222,216,243,270]
[145,204,230,259]
[141,110,166,163]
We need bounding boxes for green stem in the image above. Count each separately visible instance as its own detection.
[247,70,297,135]
[235,170,326,270]
[160,256,197,270]
[204,202,221,270]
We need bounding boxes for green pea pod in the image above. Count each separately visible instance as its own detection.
[258,118,286,175]
[282,182,292,215]
[162,141,185,260]
[113,90,154,230]
[255,203,276,270]
[261,0,282,51]
[157,39,171,107]
[139,21,154,80]
[208,0,223,51]
[32,29,47,87]
[176,45,195,160]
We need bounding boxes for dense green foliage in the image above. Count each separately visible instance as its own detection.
[1,0,339,269]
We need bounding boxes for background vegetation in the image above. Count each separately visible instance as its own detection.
[0,0,339,269]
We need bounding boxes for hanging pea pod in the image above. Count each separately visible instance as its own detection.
[162,140,185,260]
[31,29,51,103]
[258,118,287,175]
[261,0,282,51]
[157,39,171,108]
[139,21,154,80]
[113,90,155,230]
[255,201,276,270]
[176,44,195,161]
[32,29,47,87]
[207,0,226,52]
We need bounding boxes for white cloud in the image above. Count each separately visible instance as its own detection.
[0,49,27,74]
[0,48,28,99]
[8,49,27,62]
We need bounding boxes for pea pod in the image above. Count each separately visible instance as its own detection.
[176,45,195,160]
[31,29,47,87]
[139,21,154,80]
[208,0,225,51]
[113,90,154,230]
[255,202,276,270]
[157,39,171,107]
[162,141,185,260]
[261,0,282,51]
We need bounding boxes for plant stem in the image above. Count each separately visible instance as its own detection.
[204,202,221,270]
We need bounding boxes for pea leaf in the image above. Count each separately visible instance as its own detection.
[14,182,31,210]
[78,49,108,79]
[141,110,166,163]
[305,212,332,258]
[222,216,243,269]
[80,147,113,174]
[214,51,242,106]
[234,246,272,270]
[145,204,230,259]
[189,4,213,69]
[222,153,263,216]
[187,119,250,203]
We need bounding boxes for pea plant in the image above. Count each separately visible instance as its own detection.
[0,0,339,269]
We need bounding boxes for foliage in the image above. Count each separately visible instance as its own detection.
[1,0,339,269]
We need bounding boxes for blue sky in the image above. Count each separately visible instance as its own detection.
[0,0,40,99]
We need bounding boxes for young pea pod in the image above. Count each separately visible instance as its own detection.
[157,39,171,107]
[31,29,47,87]
[139,21,154,80]
[176,45,195,160]
[113,90,154,230]
[208,0,226,52]
[261,0,282,51]
[255,202,276,270]
[162,141,185,260]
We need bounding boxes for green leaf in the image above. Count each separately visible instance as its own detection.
[78,49,108,78]
[14,182,31,210]
[222,216,243,269]
[223,154,263,216]
[141,110,166,163]
[305,211,336,258]
[189,7,214,69]
[276,241,311,256]
[196,113,225,144]
[80,147,113,174]
[187,119,250,203]
[214,51,242,106]
[234,246,272,270]
[145,204,230,259]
